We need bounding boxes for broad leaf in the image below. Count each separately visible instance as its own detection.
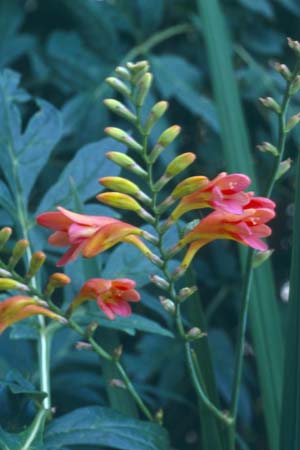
[45,406,170,450]
[37,138,123,212]
[0,369,46,402]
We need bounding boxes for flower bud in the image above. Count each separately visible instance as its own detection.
[75,341,93,351]
[177,286,198,301]
[8,239,29,268]
[275,158,292,180]
[109,378,126,389]
[0,278,29,291]
[150,125,181,162]
[104,127,143,152]
[252,249,274,268]
[171,176,209,199]
[150,274,170,290]
[86,321,99,338]
[114,66,131,81]
[99,177,140,196]
[274,62,291,81]
[103,99,136,123]
[159,297,176,315]
[0,268,11,277]
[144,101,168,135]
[97,192,141,212]
[106,152,147,177]
[165,153,196,178]
[155,408,164,425]
[126,60,149,73]
[289,75,300,95]
[106,76,131,96]
[259,97,281,114]
[0,227,12,248]
[186,327,207,341]
[256,142,279,157]
[135,72,153,107]
[113,345,123,361]
[285,113,300,132]
[26,251,46,279]
[45,272,71,296]
[287,37,300,57]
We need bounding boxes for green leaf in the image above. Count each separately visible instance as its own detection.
[46,31,109,93]
[37,138,123,213]
[280,152,300,449]
[136,0,165,36]
[0,369,46,403]
[80,312,174,338]
[196,1,283,449]
[45,406,170,449]
[0,69,62,205]
[151,54,219,133]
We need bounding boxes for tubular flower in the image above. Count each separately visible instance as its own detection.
[69,278,140,320]
[170,172,252,220]
[173,204,276,272]
[37,207,152,266]
[0,296,65,334]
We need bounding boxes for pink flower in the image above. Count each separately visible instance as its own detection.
[70,278,140,320]
[172,203,275,271]
[170,172,251,220]
[37,207,151,266]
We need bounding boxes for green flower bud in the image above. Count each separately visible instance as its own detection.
[105,127,143,152]
[287,37,300,57]
[27,251,46,279]
[285,113,300,132]
[106,152,147,177]
[114,66,131,81]
[135,72,153,107]
[8,239,29,269]
[259,97,281,114]
[103,99,136,123]
[256,142,279,157]
[0,227,12,249]
[150,125,181,162]
[275,158,292,180]
[144,101,169,135]
[105,77,131,97]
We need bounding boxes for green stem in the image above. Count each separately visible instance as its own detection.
[227,59,300,450]
[21,408,48,450]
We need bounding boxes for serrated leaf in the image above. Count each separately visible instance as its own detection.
[151,54,219,132]
[37,138,123,213]
[0,70,62,205]
[81,312,174,338]
[45,406,170,450]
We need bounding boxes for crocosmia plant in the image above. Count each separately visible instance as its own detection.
[1,9,300,450]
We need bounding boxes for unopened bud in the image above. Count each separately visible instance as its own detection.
[150,275,170,290]
[147,253,164,268]
[27,251,46,279]
[289,75,300,95]
[0,227,12,248]
[256,142,279,156]
[171,176,209,199]
[186,327,207,341]
[135,72,153,107]
[136,208,156,224]
[106,152,147,177]
[113,345,123,361]
[253,249,274,268]
[126,60,149,73]
[0,268,11,277]
[274,62,291,81]
[275,158,292,180]
[45,272,71,296]
[114,66,131,81]
[0,278,29,291]
[165,153,196,178]
[97,192,141,212]
[104,127,143,152]
[285,113,300,132]
[75,341,93,351]
[144,101,168,135]
[106,76,131,97]
[155,408,164,425]
[8,239,29,268]
[159,297,175,315]
[177,286,198,301]
[86,321,99,338]
[287,37,300,57]
[99,177,140,196]
[103,99,136,123]
[150,125,181,162]
[109,378,126,389]
[259,97,281,114]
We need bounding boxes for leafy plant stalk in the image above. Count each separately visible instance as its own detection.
[227,58,300,449]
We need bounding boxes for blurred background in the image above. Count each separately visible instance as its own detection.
[0,1,300,449]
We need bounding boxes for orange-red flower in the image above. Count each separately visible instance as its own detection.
[172,204,275,271]
[37,207,151,266]
[170,172,252,220]
[0,296,65,334]
[70,278,140,320]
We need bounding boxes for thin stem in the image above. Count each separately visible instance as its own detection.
[21,408,48,450]
[227,58,300,449]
